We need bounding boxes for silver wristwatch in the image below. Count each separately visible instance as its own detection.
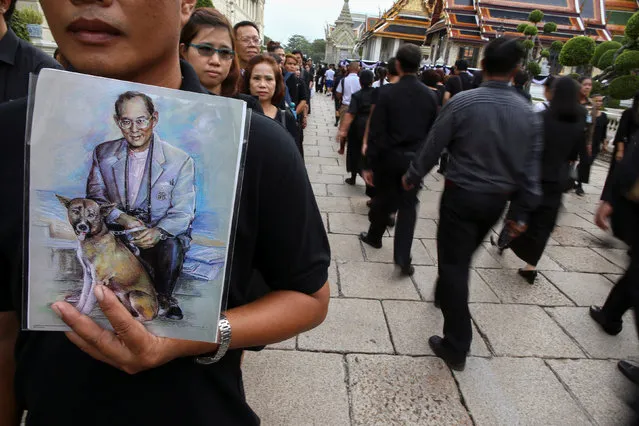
[195,314,232,365]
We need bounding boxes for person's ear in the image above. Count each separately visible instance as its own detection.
[179,43,188,59]
[180,0,197,28]
[113,114,120,126]
[151,111,159,127]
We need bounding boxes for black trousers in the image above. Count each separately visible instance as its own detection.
[510,186,562,266]
[437,185,509,354]
[139,237,186,299]
[367,152,419,267]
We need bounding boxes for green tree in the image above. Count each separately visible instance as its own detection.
[516,9,560,80]
[591,40,621,66]
[196,0,214,7]
[9,10,30,42]
[309,39,326,63]
[285,34,312,55]
[558,36,595,68]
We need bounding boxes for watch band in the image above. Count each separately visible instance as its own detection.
[195,314,232,365]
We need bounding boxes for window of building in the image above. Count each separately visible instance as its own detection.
[457,46,479,67]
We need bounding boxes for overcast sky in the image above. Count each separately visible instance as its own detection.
[263,0,395,44]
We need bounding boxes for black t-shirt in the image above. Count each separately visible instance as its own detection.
[0,61,330,425]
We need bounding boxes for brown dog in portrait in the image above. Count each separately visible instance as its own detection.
[56,195,158,322]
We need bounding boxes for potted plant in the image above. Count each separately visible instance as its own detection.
[20,7,44,40]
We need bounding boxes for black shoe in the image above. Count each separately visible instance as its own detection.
[518,269,538,284]
[428,336,466,371]
[387,214,396,228]
[575,185,585,196]
[345,177,356,185]
[359,232,382,249]
[399,264,415,276]
[589,305,622,335]
[618,360,639,385]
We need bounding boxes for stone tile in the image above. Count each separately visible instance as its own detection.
[321,165,348,175]
[327,213,367,235]
[383,300,491,357]
[482,243,564,271]
[267,337,296,350]
[388,218,438,239]
[551,226,605,247]
[556,212,597,229]
[546,307,638,359]
[421,239,438,264]
[547,359,638,426]
[298,298,393,353]
[476,268,573,306]
[413,266,500,303]
[327,183,366,197]
[307,173,346,185]
[321,213,328,232]
[545,246,624,274]
[418,202,440,219]
[305,164,321,174]
[418,190,442,204]
[327,234,364,261]
[310,183,327,196]
[585,228,629,250]
[455,357,591,426]
[338,262,420,300]
[542,271,614,306]
[592,247,630,269]
[347,354,472,425]
[304,156,338,166]
[315,196,353,213]
[349,196,370,215]
[318,146,338,157]
[604,273,623,284]
[470,304,584,358]
[243,350,350,426]
[362,237,434,265]
[472,244,502,268]
[328,262,339,296]
[303,147,320,157]
[560,200,594,216]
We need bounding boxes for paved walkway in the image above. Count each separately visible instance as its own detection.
[243,93,637,425]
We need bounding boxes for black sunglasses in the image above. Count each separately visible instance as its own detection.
[188,43,235,60]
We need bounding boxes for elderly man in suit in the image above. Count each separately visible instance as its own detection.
[87,91,196,320]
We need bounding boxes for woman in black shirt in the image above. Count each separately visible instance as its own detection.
[502,77,586,283]
[337,70,375,185]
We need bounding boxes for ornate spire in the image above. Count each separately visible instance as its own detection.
[336,0,353,25]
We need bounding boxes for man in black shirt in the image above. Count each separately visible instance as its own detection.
[360,45,438,276]
[0,2,330,425]
[0,0,61,103]
[454,59,474,92]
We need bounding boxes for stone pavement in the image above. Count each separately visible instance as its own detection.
[242,93,638,425]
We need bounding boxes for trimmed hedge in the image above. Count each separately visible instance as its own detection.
[527,62,541,76]
[517,23,528,33]
[559,36,595,66]
[9,11,30,42]
[523,39,535,50]
[529,10,544,23]
[551,40,564,52]
[608,75,639,100]
[592,41,622,66]
[524,25,538,37]
[626,10,639,40]
[540,49,550,58]
[543,22,557,34]
[614,50,639,73]
[598,49,615,69]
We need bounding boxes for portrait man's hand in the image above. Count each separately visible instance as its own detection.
[117,213,145,230]
[132,227,163,249]
[51,285,214,375]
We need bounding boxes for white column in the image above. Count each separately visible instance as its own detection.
[372,37,382,61]
[392,38,401,56]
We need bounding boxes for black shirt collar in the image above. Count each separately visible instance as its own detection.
[0,28,20,66]
[179,59,208,94]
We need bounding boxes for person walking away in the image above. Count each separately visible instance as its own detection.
[243,54,299,144]
[360,45,439,276]
[445,72,463,98]
[0,0,62,103]
[534,75,555,112]
[454,59,474,91]
[325,64,335,95]
[335,61,361,154]
[233,21,260,72]
[513,69,532,102]
[337,70,375,185]
[575,76,596,196]
[179,8,262,112]
[421,69,450,108]
[402,38,542,370]
[316,64,326,93]
[332,64,347,126]
[495,77,585,284]
[0,2,330,425]
[578,93,608,189]
[372,66,388,88]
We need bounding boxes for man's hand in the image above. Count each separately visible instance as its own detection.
[51,285,212,375]
[361,142,367,156]
[131,227,163,249]
[337,129,347,144]
[401,175,414,191]
[117,213,145,230]
[616,149,625,162]
[595,201,613,231]
[587,144,592,157]
[362,170,374,187]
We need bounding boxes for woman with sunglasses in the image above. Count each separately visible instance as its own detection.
[180,8,261,112]
[242,55,299,147]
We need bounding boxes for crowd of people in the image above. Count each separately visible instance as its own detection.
[0,0,638,424]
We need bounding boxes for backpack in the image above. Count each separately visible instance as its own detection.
[283,72,298,119]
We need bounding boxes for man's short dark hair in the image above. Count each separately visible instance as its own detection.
[291,49,303,57]
[114,91,155,117]
[483,38,525,77]
[396,45,421,74]
[514,69,529,86]
[455,59,469,71]
[420,69,441,87]
[4,0,17,22]
[387,58,399,76]
[233,20,260,35]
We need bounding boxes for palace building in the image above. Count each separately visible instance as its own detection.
[324,0,367,64]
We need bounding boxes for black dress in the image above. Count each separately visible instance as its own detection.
[509,110,586,266]
[579,111,608,184]
[346,87,374,175]
[275,108,300,149]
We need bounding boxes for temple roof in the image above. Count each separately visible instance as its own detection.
[606,0,639,39]
[336,0,353,25]
[358,0,435,43]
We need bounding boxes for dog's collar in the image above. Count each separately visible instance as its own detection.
[111,226,147,236]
